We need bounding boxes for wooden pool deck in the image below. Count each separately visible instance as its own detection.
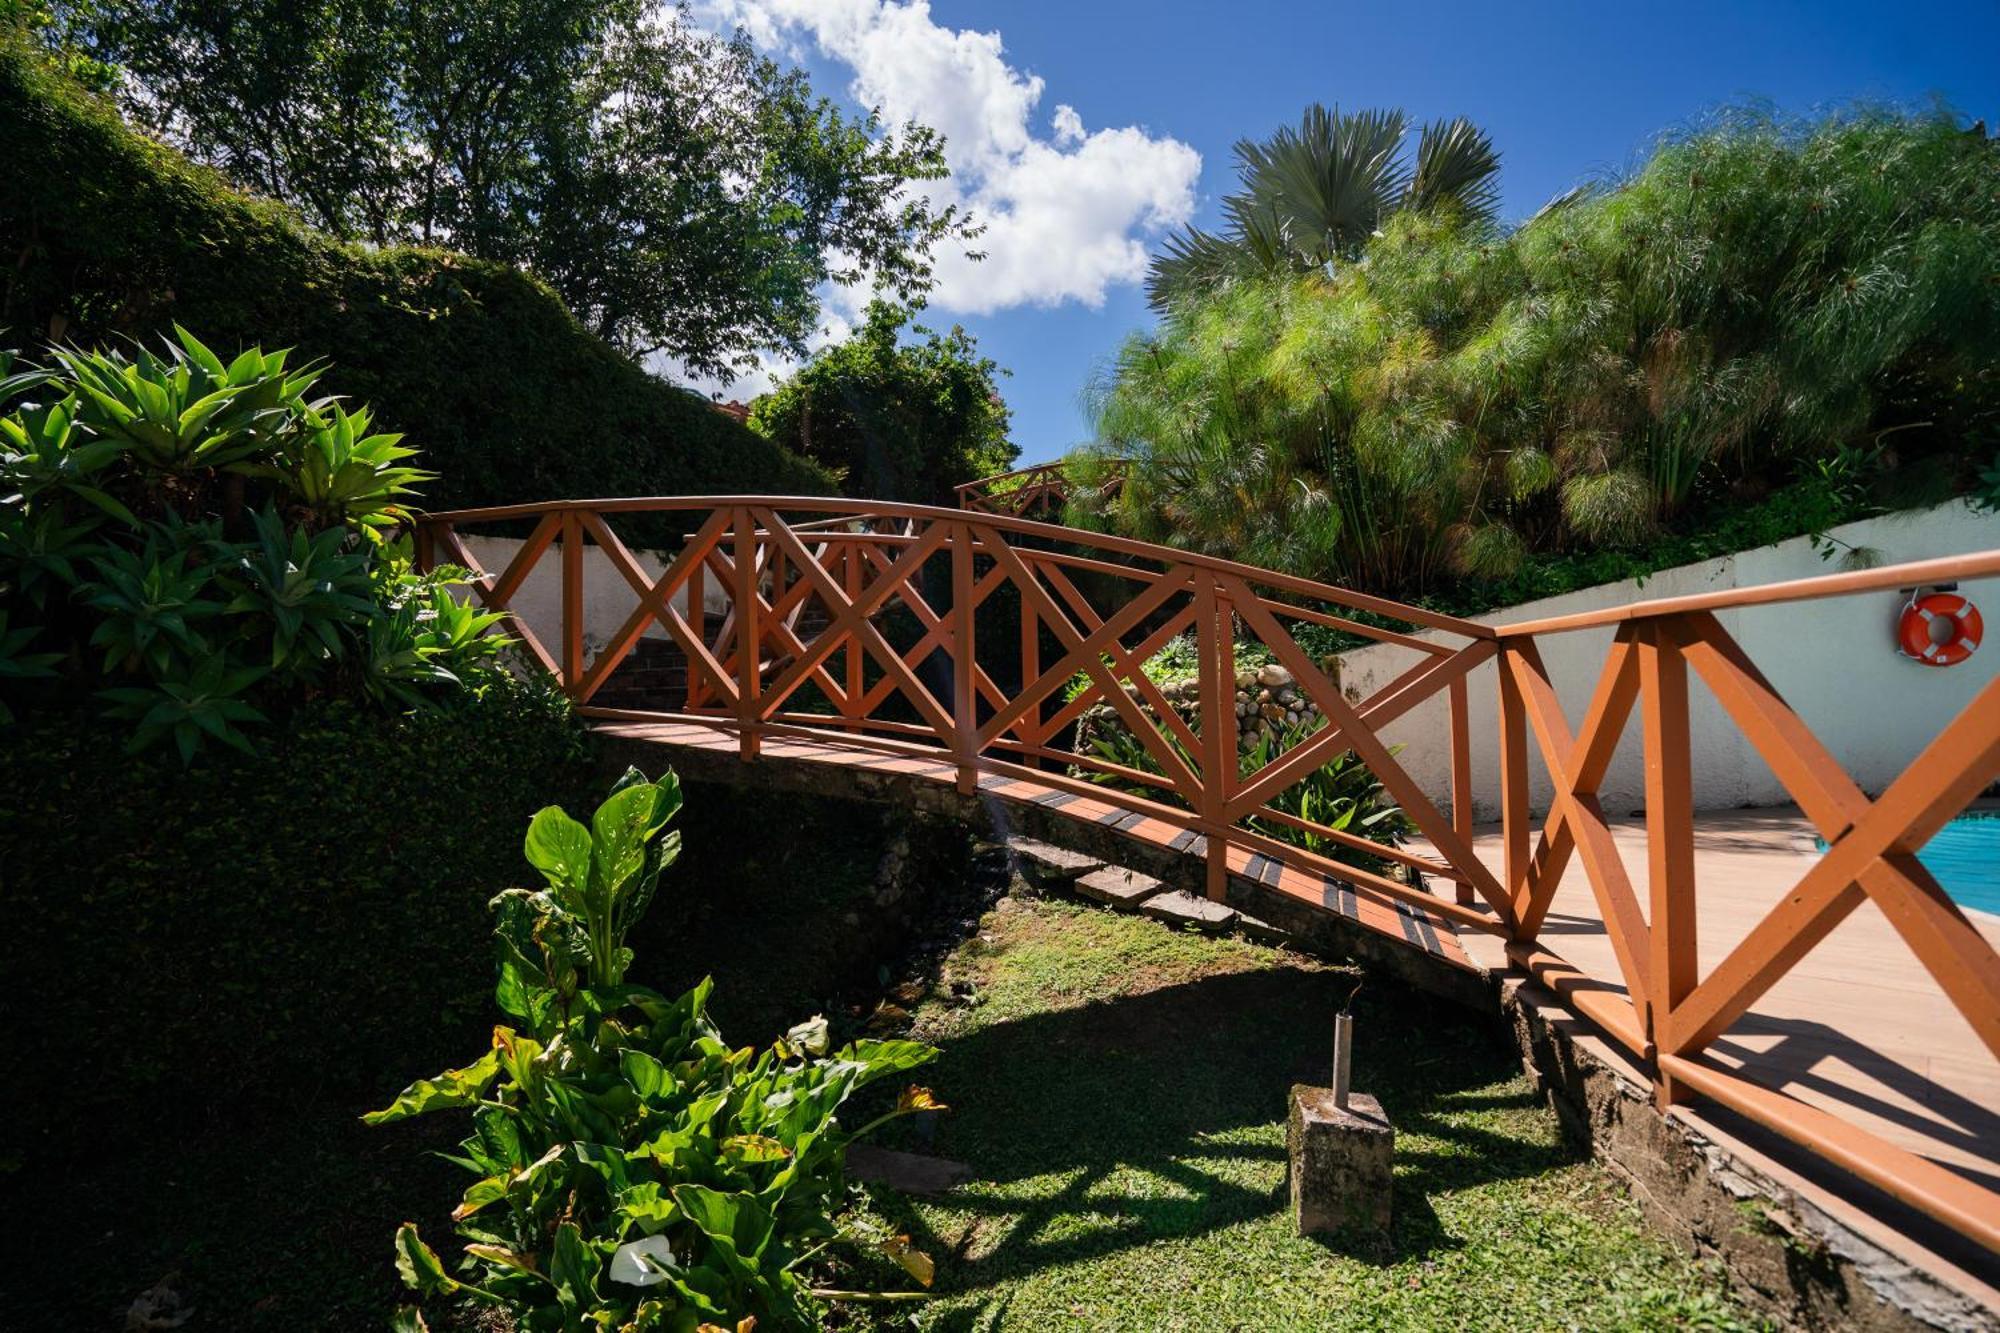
[1449,807,2000,1194]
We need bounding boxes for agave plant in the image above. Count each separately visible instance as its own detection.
[98,653,268,759]
[217,507,377,671]
[412,578,513,667]
[0,502,107,608]
[361,598,464,709]
[0,326,515,756]
[54,324,326,474]
[0,392,135,524]
[254,400,434,533]
[78,521,227,675]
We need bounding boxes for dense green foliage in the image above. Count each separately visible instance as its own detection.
[0,325,527,753]
[1148,102,1501,310]
[1071,669,1412,868]
[749,302,1017,505]
[0,683,595,1147]
[1084,108,2000,597]
[40,0,971,379]
[376,769,942,1331]
[0,39,835,514]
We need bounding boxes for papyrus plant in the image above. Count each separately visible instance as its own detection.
[368,768,942,1331]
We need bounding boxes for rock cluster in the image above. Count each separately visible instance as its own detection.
[1076,661,1325,758]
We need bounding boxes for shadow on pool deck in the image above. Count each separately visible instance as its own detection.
[1456,806,2000,1191]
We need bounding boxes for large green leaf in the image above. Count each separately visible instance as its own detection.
[524,807,593,899]
[548,1222,599,1314]
[393,1223,499,1304]
[362,1051,501,1124]
[588,779,674,906]
[671,1184,775,1274]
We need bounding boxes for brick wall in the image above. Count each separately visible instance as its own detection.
[589,606,832,713]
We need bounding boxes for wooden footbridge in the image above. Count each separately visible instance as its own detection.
[416,496,2000,1267]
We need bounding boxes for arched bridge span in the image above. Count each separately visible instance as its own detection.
[415,495,2000,1262]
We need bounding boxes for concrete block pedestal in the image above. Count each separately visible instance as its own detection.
[1288,1084,1393,1239]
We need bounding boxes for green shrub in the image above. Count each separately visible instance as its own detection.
[1079,711,1411,869]
[747,300,1017,505]
[1081,107,2000,597]
[0,324,522,754]
[373,768,941,1331]
[0,39,835,518]
[0,679,596,1152]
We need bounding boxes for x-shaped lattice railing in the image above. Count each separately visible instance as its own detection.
[416,497,2000,1259]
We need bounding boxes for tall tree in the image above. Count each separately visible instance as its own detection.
[56,0,974,379]
[748,303,1016,506]
[1146,104,1499,310]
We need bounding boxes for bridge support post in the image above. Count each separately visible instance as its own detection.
[1640,618,1696,1108]
[1497,643,1530,932]
[1198,583,1234,903]
[1450,674,1475,907]
[734,507,761,762]
[952,521,977,796]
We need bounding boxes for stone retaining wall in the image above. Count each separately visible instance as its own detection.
[1075,660,1327,759]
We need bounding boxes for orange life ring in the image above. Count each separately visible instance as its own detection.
[1898,592,1982,667]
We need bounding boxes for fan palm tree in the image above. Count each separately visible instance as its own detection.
[1146,105,1501,310]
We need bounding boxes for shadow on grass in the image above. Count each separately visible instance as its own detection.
[872,964,1581,1297]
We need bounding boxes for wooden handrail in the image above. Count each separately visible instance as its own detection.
[419,495,1495,639]
[1494,548,2000,636]
[418,494,2000,1262]
[954,459,1122,517]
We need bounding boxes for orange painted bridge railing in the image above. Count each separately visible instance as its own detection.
[954,459,1121,517]
[415,496,2000,1260]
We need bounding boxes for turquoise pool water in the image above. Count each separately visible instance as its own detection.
[1819,811,2000,916]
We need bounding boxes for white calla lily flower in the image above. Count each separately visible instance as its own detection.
[785,1014,830,1057]
[609,1233,677,1287]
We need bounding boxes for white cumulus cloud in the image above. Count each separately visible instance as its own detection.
[695,0,1200,316]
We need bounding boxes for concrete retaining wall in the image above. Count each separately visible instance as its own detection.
[1338,500,2000,818]
[458,534,731,661]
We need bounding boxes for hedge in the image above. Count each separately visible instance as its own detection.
[0,678,597,1151]
[0,40,835,519]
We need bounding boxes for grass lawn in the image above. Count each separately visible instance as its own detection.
[858,894,1761,1331]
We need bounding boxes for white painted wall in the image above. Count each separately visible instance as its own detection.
[1337,500,2000,818]
[459,535,731,660]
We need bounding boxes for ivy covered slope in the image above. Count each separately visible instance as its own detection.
[0,323,601,1149]
[1,688,593,1136]
[0,38,834,513]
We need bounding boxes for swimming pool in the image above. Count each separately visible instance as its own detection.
[1820,811,2000,916]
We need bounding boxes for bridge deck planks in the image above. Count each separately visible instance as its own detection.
[601,717,1472,970]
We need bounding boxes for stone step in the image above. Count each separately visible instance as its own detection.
[1233,911,1290,946]
[1141,889,1239,933]
[1074,865,1166,911]
[1003,836,1107,890]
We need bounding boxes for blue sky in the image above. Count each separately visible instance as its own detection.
[695,2,2000,466]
